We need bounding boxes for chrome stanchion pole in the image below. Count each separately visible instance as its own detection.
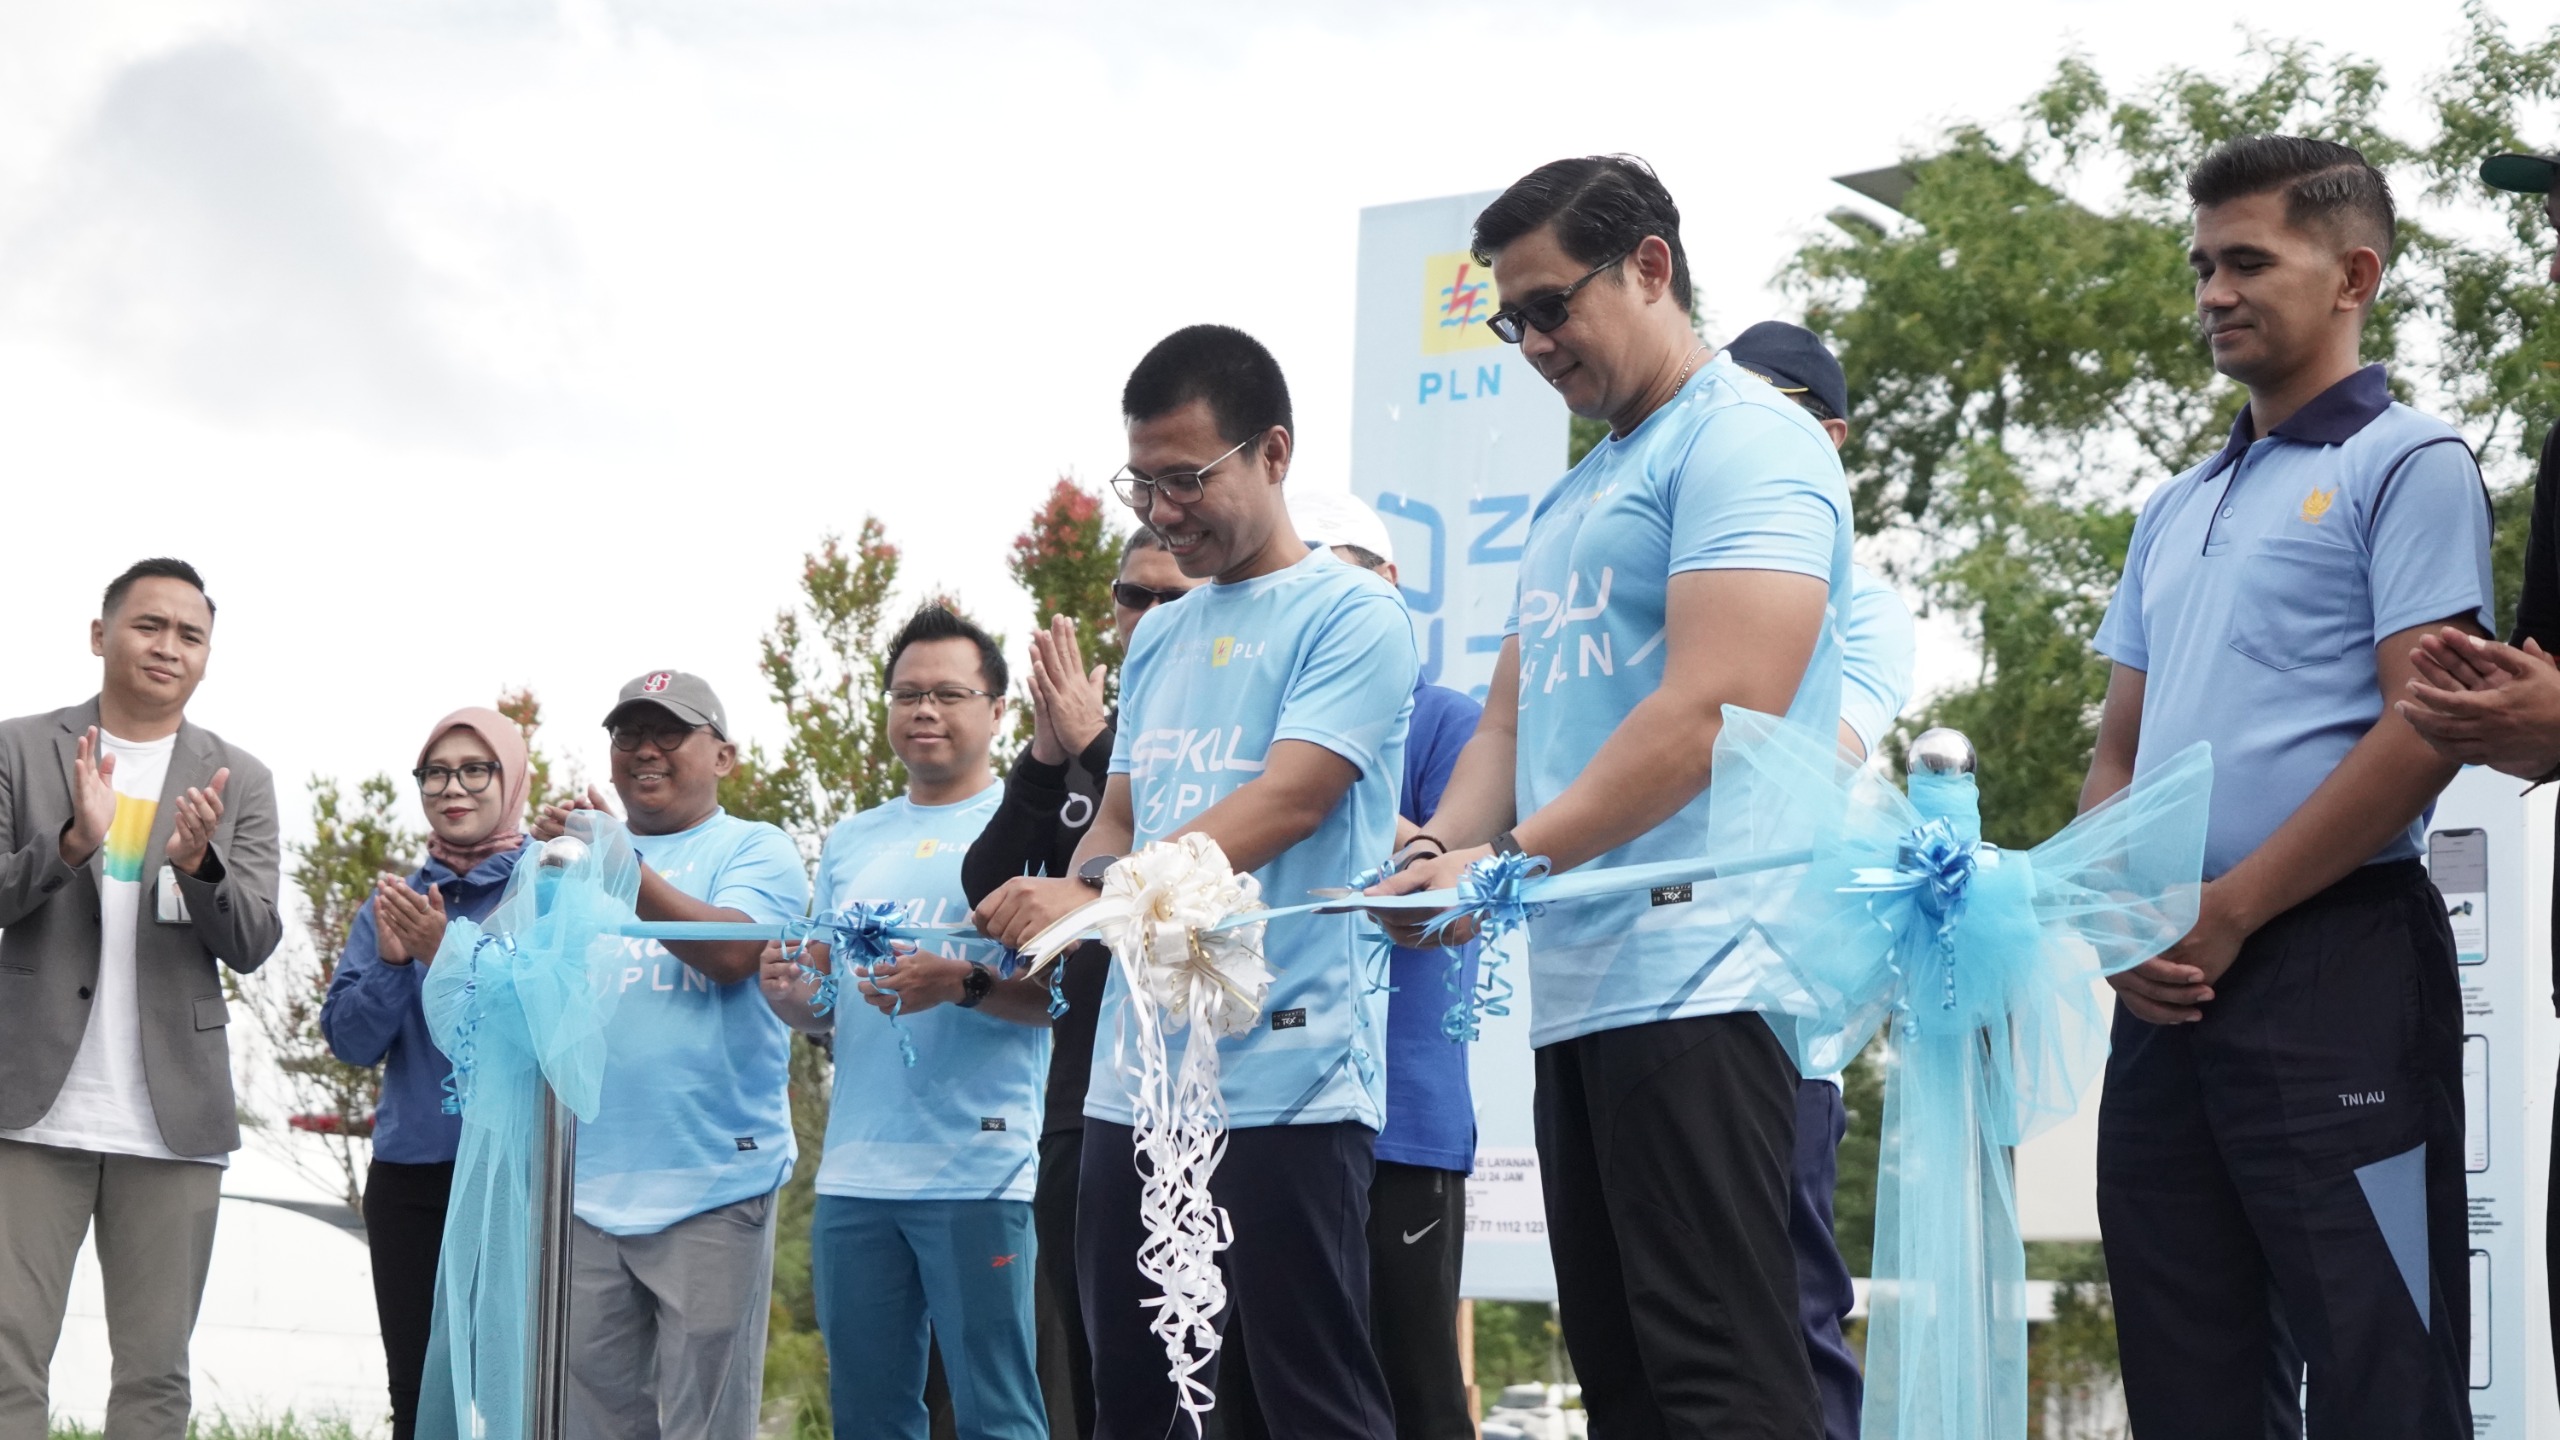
[529,1086,576,1440]
[526,835,588,1440]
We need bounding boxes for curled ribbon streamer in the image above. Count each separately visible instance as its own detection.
[1019,834,1272,1434]
[1423,852,1544,1043]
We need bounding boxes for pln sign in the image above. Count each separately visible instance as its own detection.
[1352,195,1570,701]
[1353,192,1570,1305]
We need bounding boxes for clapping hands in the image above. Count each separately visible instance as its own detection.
[374,876,451,966]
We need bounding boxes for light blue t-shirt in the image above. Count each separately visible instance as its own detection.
[575,809,811,1235]
[811,784,1047,1203]
[1841,564,1917,758]
[2095,365,2492,878]
[1096,548,1418,1131]
[1507,355,1853,1047]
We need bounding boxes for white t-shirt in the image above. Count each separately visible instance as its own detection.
[1,731,222,1164]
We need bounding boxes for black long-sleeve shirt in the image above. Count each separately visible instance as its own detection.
[961,720,1115,1137]
[2506,424,2560,1012]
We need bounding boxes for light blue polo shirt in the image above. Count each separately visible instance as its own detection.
[1096,548,1417,1131]
[2095,364,2491,878]
[576,809,812,1235]
[1841,564,1916,757]
[811,783,1048,1203]
[1506,355,1853,1047]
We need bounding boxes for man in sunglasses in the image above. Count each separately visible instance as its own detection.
[976,324,1416,1440]
[960,528,1198,1439]
[1371,156,1853,1437]
[533,670,810,1440]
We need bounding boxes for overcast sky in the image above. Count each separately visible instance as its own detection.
[0,0,2519,838]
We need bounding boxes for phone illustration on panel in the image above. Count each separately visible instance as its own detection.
[2428,828,2488,966]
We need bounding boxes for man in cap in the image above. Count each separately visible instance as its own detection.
[535,671,810,1440]
[1726,319,1917,1440]
[1285,488,1483,1440]
[2400,141,2560,1386]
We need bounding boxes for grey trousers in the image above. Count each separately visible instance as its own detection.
[0,1139,223,1440]
[566,1192,777,1440]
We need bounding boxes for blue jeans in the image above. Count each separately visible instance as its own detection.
[811,1194,1044,1440]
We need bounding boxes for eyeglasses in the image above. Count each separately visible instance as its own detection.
[609,722,702,753]
[1485,247,1635,344]
[1108,431,1262,510]
[886,686,1002,709]
[413,761,501,796]
[1111,581,1188,611]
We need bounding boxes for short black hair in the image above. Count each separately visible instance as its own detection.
[2189,134,2397,263]
[1121,527,1168,565]
[1472,155,1692,313]
[1331,544,1390,575]
[884,603,1006,696]
[1122,324,1293,446]
[103,558,215,621]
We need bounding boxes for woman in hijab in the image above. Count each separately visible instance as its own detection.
[321,707,533,1440]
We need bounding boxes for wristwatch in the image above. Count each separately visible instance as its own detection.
[1492,830,1526,859]
[1076,854,1119,890]
[958,961,994,1009]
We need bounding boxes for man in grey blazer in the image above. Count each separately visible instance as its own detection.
[0,558,283,1440]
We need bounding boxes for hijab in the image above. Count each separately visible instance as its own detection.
[417,706,532,877]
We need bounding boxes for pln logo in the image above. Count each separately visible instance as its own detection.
[1419,251,1501,356]
[913,838,939,858]
[1211,637,1235,667]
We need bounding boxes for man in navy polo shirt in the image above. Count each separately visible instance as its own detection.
[1729,320,1915,1440]
[2084,135,2490,1437]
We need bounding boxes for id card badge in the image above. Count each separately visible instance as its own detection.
[154,865,193,925]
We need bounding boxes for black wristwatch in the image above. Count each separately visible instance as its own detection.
[1076,854,1119,890]
[958,961,994,1009]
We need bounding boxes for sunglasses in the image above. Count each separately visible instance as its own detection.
[1112,582,1188,611]
[1485,247,1636,345]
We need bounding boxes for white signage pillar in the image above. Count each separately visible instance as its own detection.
[1350,190,1570,1301]
[2425,766,2557,1436]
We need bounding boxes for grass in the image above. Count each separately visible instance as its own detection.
[49,1414,371,1440]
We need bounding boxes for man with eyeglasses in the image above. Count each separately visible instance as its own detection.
[1370,156,1853,1437]
[976,324,1416,1440]
[761,605,1055,1440]
[961,528,1198,1440]
[533,670,809,1440]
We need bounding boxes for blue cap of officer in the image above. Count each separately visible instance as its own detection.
[1726,321,1848,424]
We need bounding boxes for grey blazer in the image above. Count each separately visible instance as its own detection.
[0,698,285,1157]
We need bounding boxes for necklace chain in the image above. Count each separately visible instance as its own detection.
[1670,343,1709,392]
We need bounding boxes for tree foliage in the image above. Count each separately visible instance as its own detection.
[1791,11,2560,848]
[721,522,907,844]
[1009,476,1130,678]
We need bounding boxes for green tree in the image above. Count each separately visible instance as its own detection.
[720,525,914,1439]
[1006,477,1130,745]
[721,522,907,842]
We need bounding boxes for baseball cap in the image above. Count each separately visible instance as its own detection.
[2481,151,2560,195]
[1290,489,1397,567]
[603,670,729,738]
[1726,320,1849,423]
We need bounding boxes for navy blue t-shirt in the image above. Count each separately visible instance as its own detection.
[1376,681,1484,1172]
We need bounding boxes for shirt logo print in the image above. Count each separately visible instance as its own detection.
[914,838,938,858]
[2300,487,2336,524]
[1212,637,1235,667]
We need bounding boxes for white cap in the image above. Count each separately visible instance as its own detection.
[1289,489,1396,567]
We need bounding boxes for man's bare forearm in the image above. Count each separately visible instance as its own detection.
[2216,715,2456,933]
[636,867,763,983]
[1511,685,1724,873]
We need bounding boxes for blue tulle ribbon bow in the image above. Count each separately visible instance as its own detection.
[1421,851,1542,1042]
[1701,710,2213,1440]
[789,901,923,1068]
